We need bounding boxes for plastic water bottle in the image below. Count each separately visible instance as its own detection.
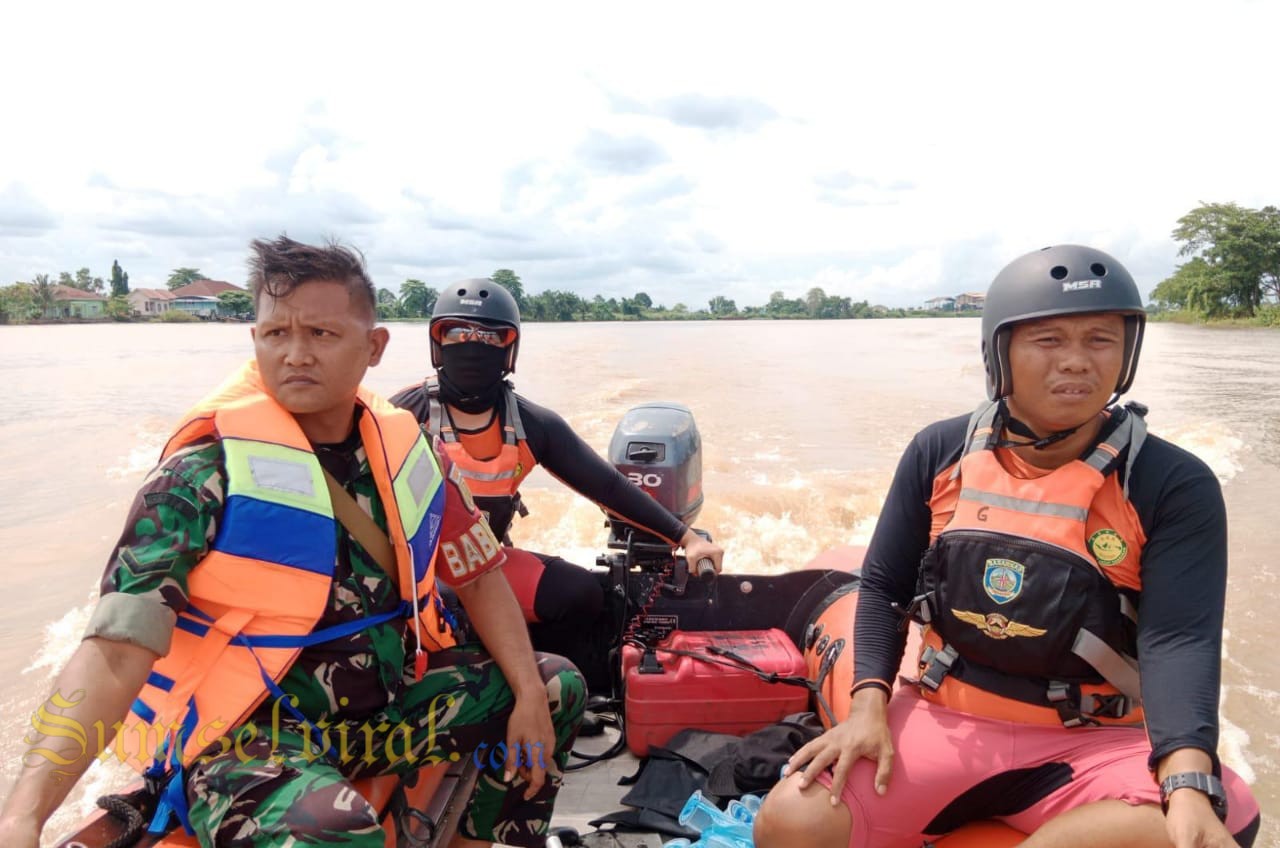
[728,792,764,825]
[678,790,754,845]
[678,790,746,834]
[699,827,754,848]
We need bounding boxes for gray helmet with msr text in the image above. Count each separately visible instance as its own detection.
[982,245,1146,400]
[430,278,521,372]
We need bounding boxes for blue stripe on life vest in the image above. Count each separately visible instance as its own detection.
[147,698,199,836]
[177,601,410,649]
[238,602,410,648]
[408,485,447,582]
[174,615,210,637]
[213,494,337,575]
[147,671,175,692]
[131,698,156,723]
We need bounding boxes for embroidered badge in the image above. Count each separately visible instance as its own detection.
[1089,529,1128,567]
[983,558,1025,604]
[952,609,1048,640]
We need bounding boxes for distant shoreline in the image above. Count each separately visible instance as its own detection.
[1,310,984,327]
[8,310,1277,328]
[1148,308,1280,328]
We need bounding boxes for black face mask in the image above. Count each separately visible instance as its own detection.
[438,343,508,412]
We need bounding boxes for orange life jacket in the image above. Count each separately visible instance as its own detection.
[911,400,1148,727]
[424,377,537,539]
[122,361,452,835]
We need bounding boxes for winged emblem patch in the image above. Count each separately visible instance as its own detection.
[951,609,1047,640]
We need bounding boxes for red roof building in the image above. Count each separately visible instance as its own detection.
[170,279,244,297]
[51,285,108,302]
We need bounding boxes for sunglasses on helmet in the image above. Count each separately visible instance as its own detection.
[433,320,517,348]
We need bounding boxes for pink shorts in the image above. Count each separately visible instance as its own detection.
[816,689,1259,848]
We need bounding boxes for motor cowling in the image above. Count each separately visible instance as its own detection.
[607,402,703,548]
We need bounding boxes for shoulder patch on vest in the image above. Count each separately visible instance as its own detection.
[1088,529,1128,567]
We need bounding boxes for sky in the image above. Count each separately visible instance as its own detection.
[1,1,1277,309]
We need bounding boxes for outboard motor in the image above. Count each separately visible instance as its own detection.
[606,402,703,555]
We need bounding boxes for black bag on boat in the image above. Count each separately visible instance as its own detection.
[589,713,822,838]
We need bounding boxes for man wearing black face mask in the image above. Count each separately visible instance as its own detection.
[391,279,724,689]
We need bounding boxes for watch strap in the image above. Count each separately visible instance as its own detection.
[1160,771,1228,822]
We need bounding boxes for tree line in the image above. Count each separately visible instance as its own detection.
[381,268,925,322]
[0,261,133,322]
[1151,202,1279,320]
[14,203,1270,326]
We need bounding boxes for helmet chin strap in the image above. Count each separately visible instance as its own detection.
[997,400,1091,451]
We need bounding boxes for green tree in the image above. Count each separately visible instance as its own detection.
[489,269,526,310]
[528,289,586,322]
[633,292,653,310]
[217,290,255,318]
[399,279,438,318]
[1160,202,1280,316]
[376,287,401,320]
[32,274,56,317]
[0,283,37,323]
[76,267,105,293]
[110,260,130,297]
[804,287,827,317]
[105,295,132,321]
[60,269,106,292]
[708,295,737,316]
[766,290,804,318]
[1150,257,1207,311]
[587,294,617,321]
[167,267,204,291]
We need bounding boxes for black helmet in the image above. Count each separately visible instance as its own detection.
[430,278,521,372]
[982,245,1146,400]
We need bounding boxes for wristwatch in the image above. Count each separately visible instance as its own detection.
[1159,772,1228,822]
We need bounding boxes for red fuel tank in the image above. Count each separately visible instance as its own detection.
[622,629,809,757]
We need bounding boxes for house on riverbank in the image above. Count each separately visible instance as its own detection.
[169,279,245,318]
[922,292,985,312]
[46,285,107,319]
[128,288,176,316]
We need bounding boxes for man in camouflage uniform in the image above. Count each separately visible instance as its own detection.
[0,237,584,848]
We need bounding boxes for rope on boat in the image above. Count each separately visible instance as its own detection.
[96,788,152,848]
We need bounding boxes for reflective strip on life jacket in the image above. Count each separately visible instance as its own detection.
[957,488,1090,522]
[457,464,521,483]
[217,438,336,574]
[391,436,446,583]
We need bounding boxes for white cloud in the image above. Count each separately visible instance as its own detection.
[1,0,1276,305]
